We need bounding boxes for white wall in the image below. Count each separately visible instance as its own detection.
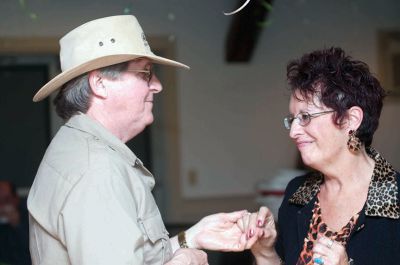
[1,0,400,221]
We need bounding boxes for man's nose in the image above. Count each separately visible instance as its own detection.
[150,74,162,93]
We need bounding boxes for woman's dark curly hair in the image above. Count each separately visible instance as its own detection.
[286,47,386,147]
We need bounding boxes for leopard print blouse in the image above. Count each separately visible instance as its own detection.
[287,147,399,264]
[296,197,359,265]
[289,147,399,219]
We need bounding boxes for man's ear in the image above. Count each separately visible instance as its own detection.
[347,106,363,131]
[88,70,107,99]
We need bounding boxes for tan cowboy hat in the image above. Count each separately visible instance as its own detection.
[33,15,189,102]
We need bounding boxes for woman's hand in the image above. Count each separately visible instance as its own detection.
[185,210,249,251]
[165,248,208,265]
[238,206,280,264]
[312,236,349,265]
[238,206,277,249]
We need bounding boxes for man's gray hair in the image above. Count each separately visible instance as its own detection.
[54,62,129,120]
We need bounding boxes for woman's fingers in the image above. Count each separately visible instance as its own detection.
[312,236,348,265]
[246,212,258,239]
[256,206,269,227]
[236,207,277,249]
[313,236,335,254]
[246,207,275,240]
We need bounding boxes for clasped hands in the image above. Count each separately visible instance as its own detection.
[184,206,276,252]
[167,207,276,265]
[169,207,350,265]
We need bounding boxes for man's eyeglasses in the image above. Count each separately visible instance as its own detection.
[283,110,335,130]
[126,68,153,86]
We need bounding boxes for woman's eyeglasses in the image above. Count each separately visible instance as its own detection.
[283,110,335,130]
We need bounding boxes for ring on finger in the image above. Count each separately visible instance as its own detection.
[313,257,324,265]
[327,239,334,249]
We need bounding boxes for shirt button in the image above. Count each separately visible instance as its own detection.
[356,224,365,231]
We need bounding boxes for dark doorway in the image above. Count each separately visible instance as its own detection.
[0,63,50,188]
[126,127,152,171]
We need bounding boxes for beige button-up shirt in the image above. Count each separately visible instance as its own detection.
[28,113,172,265]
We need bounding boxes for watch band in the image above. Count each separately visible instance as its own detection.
[178,231,189,248]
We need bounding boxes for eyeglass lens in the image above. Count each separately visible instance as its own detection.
[284,111,333,130]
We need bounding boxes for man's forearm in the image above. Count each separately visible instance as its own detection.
[170,235,180,253]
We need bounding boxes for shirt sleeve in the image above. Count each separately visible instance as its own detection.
[60,168,143,265]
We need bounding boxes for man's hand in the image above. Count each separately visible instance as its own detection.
[165,248,208,265]
[185,210,249,251]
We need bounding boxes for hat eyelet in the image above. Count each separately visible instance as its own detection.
[110,38,115,43]
[99,41,104,46]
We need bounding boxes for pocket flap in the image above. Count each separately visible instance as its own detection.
[141,214,169,243]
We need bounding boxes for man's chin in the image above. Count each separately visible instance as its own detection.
[146,115,154,125]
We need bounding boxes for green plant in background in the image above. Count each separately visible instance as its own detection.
[18,0,38,20]
[260,0,273,11]
[258,0,273,28]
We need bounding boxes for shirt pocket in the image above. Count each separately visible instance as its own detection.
[141,213,169,242]
[139,213,170,264]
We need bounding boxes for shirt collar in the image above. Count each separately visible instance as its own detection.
[288,147,399,219]
[65,113,139,167]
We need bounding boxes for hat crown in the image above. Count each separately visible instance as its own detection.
[33,15,188,102]
[59,15,154,71]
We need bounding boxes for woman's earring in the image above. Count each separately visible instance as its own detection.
[347,130,361,152]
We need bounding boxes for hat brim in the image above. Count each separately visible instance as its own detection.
[33,54,189,102]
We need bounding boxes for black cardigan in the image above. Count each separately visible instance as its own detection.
[275,150,400,265]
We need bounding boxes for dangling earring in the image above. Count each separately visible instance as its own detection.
[347,130,361,152]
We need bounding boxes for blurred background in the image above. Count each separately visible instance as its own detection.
[0,0,399,264]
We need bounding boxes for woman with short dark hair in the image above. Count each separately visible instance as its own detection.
[243,47,400,265]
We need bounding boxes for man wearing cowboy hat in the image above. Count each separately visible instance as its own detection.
[27,15,251,265]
